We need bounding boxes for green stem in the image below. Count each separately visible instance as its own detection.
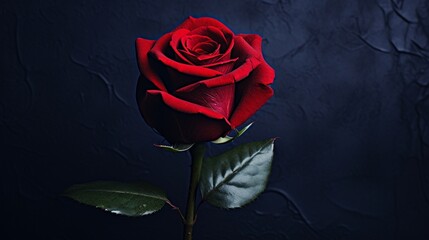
[183,143,205,240]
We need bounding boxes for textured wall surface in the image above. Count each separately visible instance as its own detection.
[2,0,429,239]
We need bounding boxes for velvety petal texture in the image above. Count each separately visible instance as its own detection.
[135,17,274,144]
[137,77,232,143]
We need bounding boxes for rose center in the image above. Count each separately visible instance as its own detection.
[170,25,234,67]
[184,35,220,56]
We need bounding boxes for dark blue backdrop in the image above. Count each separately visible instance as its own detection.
[2,0,429,239]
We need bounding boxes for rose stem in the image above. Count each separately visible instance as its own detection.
[183,143,205,240]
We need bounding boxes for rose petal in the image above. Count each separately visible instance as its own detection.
[170,29,194,64]
[186,26,236,65]
[179,46,225,66]
[237,34,263,53]
[175,17,236,64]
[151,32,223,77]
[184,35,218,53]
[175,16,234,35]
[179,30,231,65]
[175,57,259,93]
[166,17,237,74]
[229,35,274,128]
[192,43,216,54]
[178,35,223,65]
[232,35,261,64]
[135,38,168,91]
[137,87,232,143]
[203,57,238,74]
[196,44,221,60]
[189,26,230,51]
[176,83,235,119]
[229,61,275,128]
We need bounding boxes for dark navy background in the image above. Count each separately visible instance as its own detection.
[2,0,429,239]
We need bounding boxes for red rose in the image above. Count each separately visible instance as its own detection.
[136,17,274,143]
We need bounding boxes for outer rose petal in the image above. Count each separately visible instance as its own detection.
[228,34,274,128]
[176,56,259,93]
[229,61,275,128]
[176,83,235,119]
[136,77,232,143]
[135,38,167,91]
[175,16,234,34]
[237,34,263,53]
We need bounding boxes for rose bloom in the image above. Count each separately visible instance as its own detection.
[136,17,274,144]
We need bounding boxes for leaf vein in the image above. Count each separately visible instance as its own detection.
[203,140,273,201]
[73,189,166,201]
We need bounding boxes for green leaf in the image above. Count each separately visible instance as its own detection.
[200,138,275,208]
[212,122,254,144]
[63,181,167,217]
[154,143,194,152]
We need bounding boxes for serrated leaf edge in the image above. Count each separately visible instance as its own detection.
[202,138,275,208]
